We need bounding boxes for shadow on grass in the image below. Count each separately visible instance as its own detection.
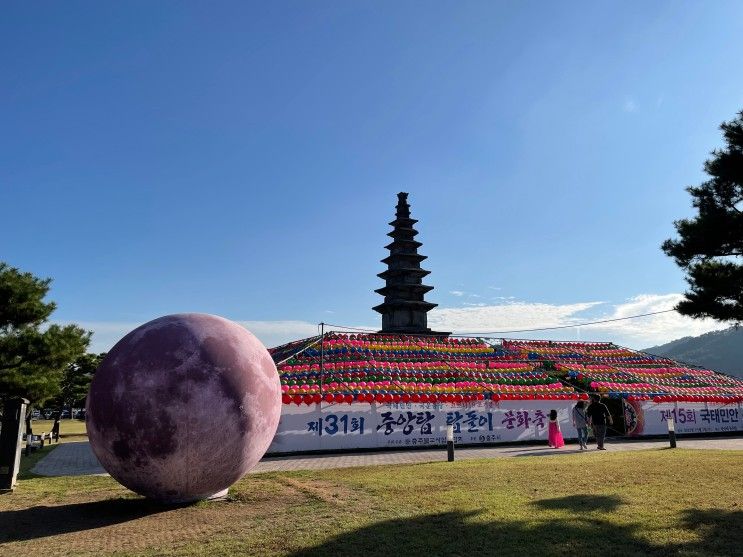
[0,498,171,543]
[533,494,622,512]
[677,508,743,553]
[511,449,585,457]
[289,499,743,557]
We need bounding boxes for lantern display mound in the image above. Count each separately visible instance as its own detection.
[86,313,281,504]
[273,333,743,405]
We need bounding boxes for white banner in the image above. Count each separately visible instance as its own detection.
[623,400,743,436]
[267,401,579,454]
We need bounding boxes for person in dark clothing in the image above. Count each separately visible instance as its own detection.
[586,396,613,450]
[51,415,61,443]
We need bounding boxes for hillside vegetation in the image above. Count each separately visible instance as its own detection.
[645,327,743,378]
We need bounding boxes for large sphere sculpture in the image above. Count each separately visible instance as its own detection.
[86,313,281,503]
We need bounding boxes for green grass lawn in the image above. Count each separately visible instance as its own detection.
[2,449,742,556]
[29,419,87,438]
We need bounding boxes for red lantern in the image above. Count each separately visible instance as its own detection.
[324,393,334,403]
[303,394,314,405]
[334,393,345,403]
[312,393,322,403]
[282,394,292,404]
[402,394,411,403]
[293,394,303,405]
[411,394,421,403]
[344,394,354,404]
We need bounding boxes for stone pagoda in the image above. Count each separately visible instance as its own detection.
[373,192,448,335]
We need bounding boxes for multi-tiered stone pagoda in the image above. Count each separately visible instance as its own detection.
[372,192,447,335]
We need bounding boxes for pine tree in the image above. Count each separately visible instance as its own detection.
[0,262,91,410]
[662,111,743,323]
[53,352,105,417]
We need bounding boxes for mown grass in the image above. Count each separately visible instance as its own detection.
[29,419,87,438]
[17,443,57,478]
[1,449,742,556]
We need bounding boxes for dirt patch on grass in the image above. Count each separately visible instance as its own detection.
[1,498,270,556]
[271,476,366,507]
[0,475,369,557]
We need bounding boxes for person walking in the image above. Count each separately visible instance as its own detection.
[587,395,613,450]
[572,400,589,450]
[547,409,565,448]
[51,414,61,443]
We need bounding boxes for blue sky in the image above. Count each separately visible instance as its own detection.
[3,2,743,350]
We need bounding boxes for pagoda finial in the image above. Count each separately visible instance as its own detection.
[395,192,411,219]
[372,193,448,335]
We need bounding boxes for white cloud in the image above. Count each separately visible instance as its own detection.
[237,320,324,347]
[623,98,637,112]
[67,321,141,354]
[429,293,728,348]
[588,294,727,347]
[429,301,602,334]
[449,290,465,297]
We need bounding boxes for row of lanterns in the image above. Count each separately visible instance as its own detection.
[282,374,550,384]
[281,392,589,405]
[651,395,743,403]
[280,361,533,372]
[281,383,572,396]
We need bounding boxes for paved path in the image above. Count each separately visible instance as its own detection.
[30,442,108,477]
[31,437,743,477]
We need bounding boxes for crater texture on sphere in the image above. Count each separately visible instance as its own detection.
[86,313,281,503]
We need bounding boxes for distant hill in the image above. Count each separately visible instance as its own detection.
[644,327,743,379]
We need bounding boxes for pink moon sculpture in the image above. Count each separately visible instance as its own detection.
[86,313,281,503]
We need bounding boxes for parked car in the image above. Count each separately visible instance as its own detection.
[60,410,71,419]
[74,409,86,420]
[31,409,41,420]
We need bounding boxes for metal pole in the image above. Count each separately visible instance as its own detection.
[447,424,455,462]
[667,417,677,448]
[319,323,325,402]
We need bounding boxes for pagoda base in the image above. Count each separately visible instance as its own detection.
[377,327,450,337]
